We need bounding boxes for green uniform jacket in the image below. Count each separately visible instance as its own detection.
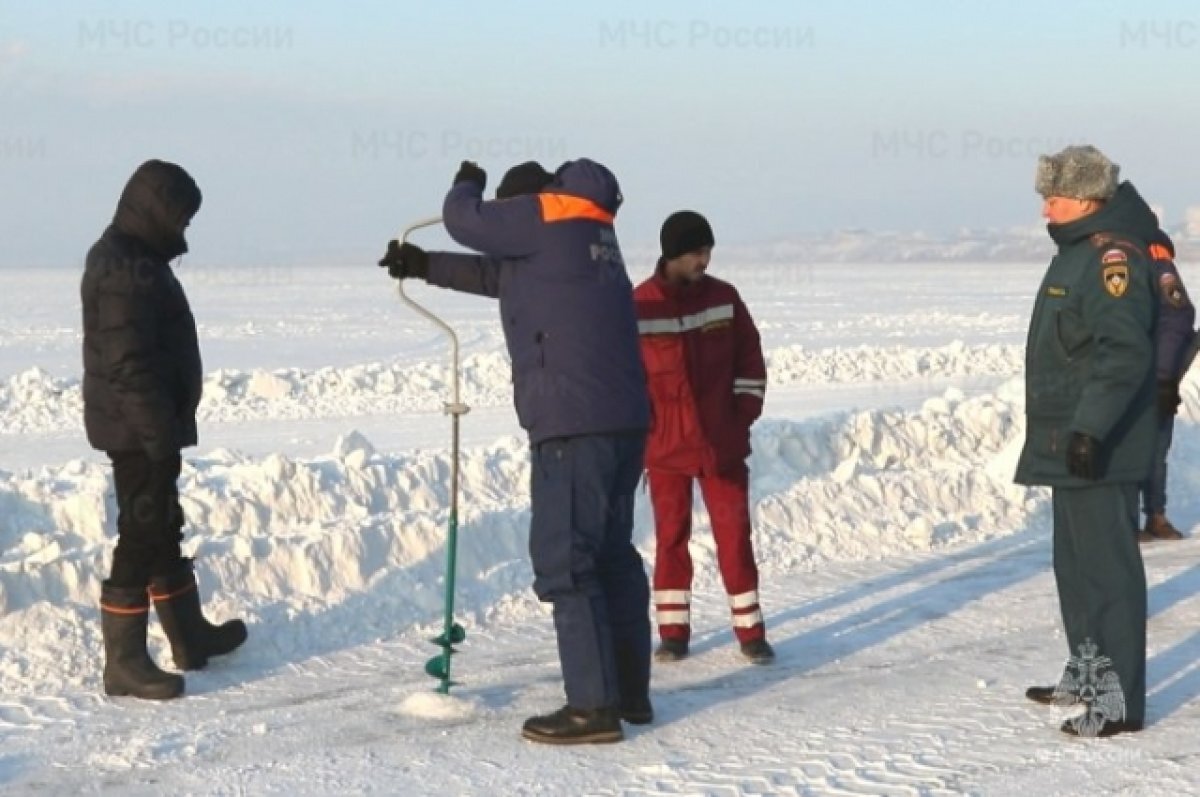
[1014,182,1159,487]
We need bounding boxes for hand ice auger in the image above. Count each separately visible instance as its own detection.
[395,216,470,694]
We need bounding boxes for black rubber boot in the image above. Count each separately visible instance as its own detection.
[521,705,624,745]
[101,581,185,700]
[149,559,247,671]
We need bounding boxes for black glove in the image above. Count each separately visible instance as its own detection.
[377,240,429,280]
[1157,379,1182,417]
[1065,432,1101,480]
[453,160,487,191]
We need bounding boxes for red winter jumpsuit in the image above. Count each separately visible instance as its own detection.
[633,265,767,644]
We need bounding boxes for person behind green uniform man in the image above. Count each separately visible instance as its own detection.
[1015,145,1157,738]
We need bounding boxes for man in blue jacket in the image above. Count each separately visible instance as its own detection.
[1139,228,1194,541]
[379,159,652,744]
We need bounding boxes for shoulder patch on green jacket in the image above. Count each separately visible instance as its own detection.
[1100,248,1129,265]
[1102,260,1130,298]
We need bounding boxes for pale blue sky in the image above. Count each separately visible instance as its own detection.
[1,0,1198,266]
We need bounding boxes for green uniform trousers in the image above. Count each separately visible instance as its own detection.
[1052,482,1147,725]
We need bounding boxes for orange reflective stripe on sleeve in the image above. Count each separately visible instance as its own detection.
[538,193,615,225]
[1150,243,1173,262]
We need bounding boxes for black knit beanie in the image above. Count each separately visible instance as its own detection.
[660,210,715,259]
[495,161,555,200]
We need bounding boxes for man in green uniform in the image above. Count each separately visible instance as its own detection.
[1015,145,1158,737]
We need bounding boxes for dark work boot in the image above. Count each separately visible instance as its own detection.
[1025,685,1057,704]
[654,638,688,663]
[739,638,775,665]
[1145,513,1184,541]
[101,581,185,700]
[521,705,624,744]
[1025,684,1078,706]
[149,559,247,670]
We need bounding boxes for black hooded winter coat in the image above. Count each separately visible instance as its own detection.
[80,160,204,459]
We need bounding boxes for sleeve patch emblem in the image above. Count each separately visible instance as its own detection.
[1161,273,1190,308]
[1103,263,1129,298]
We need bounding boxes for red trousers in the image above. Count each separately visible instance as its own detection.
[648,463,764,644]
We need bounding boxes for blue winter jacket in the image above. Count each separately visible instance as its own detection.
[425,159,649,443]
[1146,230,1196,380]
[1115,186,1199,380]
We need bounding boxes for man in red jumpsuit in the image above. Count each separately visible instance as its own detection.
[633,211,774,665]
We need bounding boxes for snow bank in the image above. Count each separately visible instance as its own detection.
[766,341,1022,384]
[747,380,1035,570]
[0,353,517,435]
[0,383,1038,644]
[0,342,1025,435]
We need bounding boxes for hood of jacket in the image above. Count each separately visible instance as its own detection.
[112,159,203,260]
[1048,181,1158,249]
[550,158,623,215]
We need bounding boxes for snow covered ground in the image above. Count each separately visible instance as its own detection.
[2,261,1200,796]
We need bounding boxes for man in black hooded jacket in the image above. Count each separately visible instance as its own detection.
[81,159,246,700]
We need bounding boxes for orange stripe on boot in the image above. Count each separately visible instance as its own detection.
[148,581,197,602]
[100,602,149,615]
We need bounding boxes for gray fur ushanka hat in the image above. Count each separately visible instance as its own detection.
[1034,145,1120,200]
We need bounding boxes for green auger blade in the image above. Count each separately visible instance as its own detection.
[425,653,454,680]
[430,623,467,647]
